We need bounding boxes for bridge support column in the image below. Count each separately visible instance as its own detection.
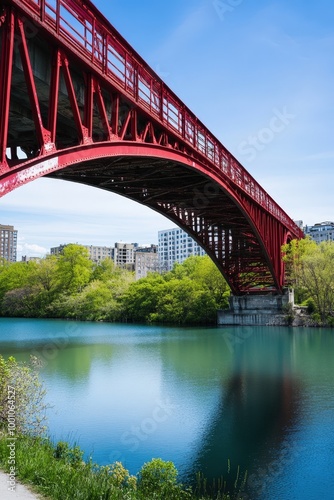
[217,289,294,326]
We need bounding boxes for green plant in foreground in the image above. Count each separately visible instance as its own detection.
[0,356,242,499]
[0,355,48,436]
[0,434,240,499]
[137,458,191,499]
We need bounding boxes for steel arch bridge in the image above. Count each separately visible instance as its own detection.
[0,0,303,295]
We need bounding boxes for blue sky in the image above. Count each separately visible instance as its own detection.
[1,0,334,257]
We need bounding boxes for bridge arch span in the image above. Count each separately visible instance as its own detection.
[0,0,303,294]
[2,141,286,294]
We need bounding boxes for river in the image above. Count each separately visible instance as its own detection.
[0,318,333,499]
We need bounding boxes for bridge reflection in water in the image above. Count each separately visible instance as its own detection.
[164,328,301,497]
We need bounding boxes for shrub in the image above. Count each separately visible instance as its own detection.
[137,458,191,499]
[304,298,316,314]
[53,441,84,467]
[0,355,48,436]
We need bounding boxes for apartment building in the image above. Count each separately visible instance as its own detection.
[135,245,158,280]
[112,242,136,270]
[158,227,205,271]
[84,245,114,262]
[304,221,334,243]
[0,224,18,263]
[51,243,114,263]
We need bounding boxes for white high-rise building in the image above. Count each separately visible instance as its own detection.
[304,221,334,243]
[158,228,205,271]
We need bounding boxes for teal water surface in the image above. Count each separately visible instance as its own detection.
[0,318,333,499]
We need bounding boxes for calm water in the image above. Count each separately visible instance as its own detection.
[0,318,334,499]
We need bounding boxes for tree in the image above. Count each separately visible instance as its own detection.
[151,278,218,325]
[55,244,93,293]
[91,258,117,282]
[171,255,230,307]
[0,355,48,436]
[1,286,41,317]
[300,242,334,322]
[0,261,37,303]
[32,255,58,292]
[122,256,230,325]
[122,273,165,322]
[282,237,317,288]
[282,239,334,322]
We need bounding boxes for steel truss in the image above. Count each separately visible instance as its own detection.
[0,0,303,294]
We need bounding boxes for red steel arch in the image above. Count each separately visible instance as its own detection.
[0,0,303,294]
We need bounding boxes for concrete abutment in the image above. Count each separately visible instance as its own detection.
[217,289,294,326]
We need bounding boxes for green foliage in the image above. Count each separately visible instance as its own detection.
[0,355,48,436]
[0,437,233,499]
[0,246,135,321]
[137,458,191,499]
[92,257,117,282]
[282,239,334,323]
[122,274,164,322]
[123,256,230,325]
[300,242,334,321]
[53,441,84,467]
[302,297,316,315]
[0,261,37,303]
[0,251,229,325]
[55,244,93,293]
[327,316,334,327]
[104,462,137,490]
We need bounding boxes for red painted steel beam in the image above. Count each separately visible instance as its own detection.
[16,16,53,153]
[0,140,288,292]
[2,0,302,237]
[0,0,304,294]
[0,7,14,170]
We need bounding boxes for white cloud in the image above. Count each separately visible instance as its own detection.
[19,244,48,257]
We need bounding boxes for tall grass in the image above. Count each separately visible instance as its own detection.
[0,434,245,499]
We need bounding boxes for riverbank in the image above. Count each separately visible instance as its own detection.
[0,434,236,500]
[2,319,334,499]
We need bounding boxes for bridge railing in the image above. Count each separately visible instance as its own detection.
[14,0,301,235]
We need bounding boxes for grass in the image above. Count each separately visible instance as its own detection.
[0,434,245,499]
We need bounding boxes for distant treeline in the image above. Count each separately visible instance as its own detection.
[0,246,230,325]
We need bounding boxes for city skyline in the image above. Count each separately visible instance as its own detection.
[1,0,333,258]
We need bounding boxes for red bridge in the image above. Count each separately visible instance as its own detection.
[0,0,303,295]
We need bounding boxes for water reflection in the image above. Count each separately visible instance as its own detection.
[185,328,302,498]
[1,320,334,499]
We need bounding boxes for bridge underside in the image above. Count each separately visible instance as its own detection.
[0,0,303,295]
[46,153,277,295]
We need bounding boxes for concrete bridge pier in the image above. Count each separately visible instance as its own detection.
[217,289,294,326]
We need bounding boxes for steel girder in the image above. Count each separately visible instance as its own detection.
[0,0,303,294]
